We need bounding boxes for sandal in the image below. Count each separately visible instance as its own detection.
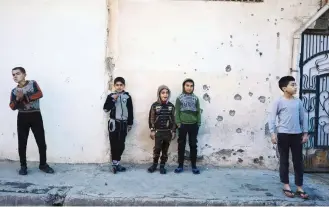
[296,191,309,199]
[282,189,295,198]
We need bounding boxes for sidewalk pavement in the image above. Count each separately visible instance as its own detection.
[0,160,329,206]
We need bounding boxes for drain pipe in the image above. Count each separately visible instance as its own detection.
[290,3,329,79]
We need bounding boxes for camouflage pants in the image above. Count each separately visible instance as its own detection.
[153,131,171,164]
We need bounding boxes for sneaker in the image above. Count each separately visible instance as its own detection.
[147,163,157,173]
[159,164,167,174]
[19,166,28,175]
[192,167,200,174]
[174,166,184,173]
[39,164,55,174]
[116,164,126,172]
[111,165,117,174]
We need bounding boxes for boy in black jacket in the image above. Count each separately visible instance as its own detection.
[103,77,134,174]
[148,85,176,174]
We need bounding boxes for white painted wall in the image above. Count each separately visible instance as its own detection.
[0,0,108,163]
[110,0,320,169]
[0,0,321,169]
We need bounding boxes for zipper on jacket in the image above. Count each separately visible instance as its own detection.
[120,94,123,120]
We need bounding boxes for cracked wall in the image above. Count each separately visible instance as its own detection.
[0,0,321,168]
[110,0,320,169]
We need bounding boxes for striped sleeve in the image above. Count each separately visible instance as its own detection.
[26,81,43,102]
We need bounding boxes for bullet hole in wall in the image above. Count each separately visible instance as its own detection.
[217,116,223,122]
[234,94,242,100]
[264,122,270,136]
[203,85,209,91]
[258,96,266,103]
[225,65,232,72]
[203,93,211,103]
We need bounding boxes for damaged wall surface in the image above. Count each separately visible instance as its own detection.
[0,0,321,169]
[109,0,319,169]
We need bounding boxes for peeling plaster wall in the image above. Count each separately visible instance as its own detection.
[0,0,108,163]
[111,0,319,169]
[0,0,321,169]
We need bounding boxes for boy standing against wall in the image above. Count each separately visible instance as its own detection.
[9,67,54,175]
[269,76,309,199]
[148,85,176,174]
[175,78,201,174]
[103,77,134,174]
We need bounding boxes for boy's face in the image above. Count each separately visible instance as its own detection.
[114,81,125,92]
[160,89,169,102]
[184,82,194,94]
[12,69,26,83]
[283,81,297,95]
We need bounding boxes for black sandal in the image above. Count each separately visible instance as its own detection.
[282,189,295,198]
[295,191,309,199]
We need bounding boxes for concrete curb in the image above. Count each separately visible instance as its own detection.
[63,196,327,206]
[1,161,328,206]
[1,192,324,206]
[0,186,69,206]
[0,193,48,206]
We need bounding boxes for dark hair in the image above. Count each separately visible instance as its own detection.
[278,76,295,91]
[12,67,26,74]
[114,77,125,85]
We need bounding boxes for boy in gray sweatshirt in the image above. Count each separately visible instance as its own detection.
[268,76,309,199]
[103,77,134,174]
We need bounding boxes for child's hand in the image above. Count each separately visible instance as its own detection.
[150,131,155,140]
[271,134,277,144]
[301,133,309,144]
[127,125,132,132]
[112,94,119,101]
[16,90,24,101]
[171,132,176,140]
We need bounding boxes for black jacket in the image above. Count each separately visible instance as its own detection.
[103,91,134,125]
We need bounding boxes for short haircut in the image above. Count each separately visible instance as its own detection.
[114,77,125,85]
[12,67,26,74]
[278,76,295,91]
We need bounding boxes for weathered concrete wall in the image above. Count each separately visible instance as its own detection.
[0,0,108,163]
[109,0,319,169]
[0,0,321,169]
